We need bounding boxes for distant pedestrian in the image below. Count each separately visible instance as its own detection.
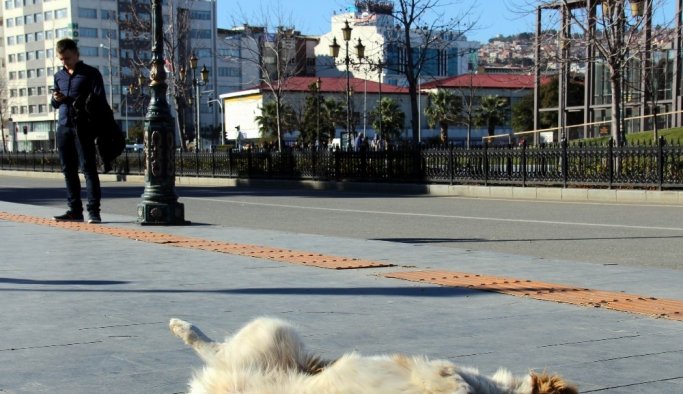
[51,38,108,223]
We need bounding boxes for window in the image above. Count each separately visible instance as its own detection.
[19,88,26,96]
[34,12,43,23]
[10,89,17,97]
[190,10,211,20]
[35,32,44,41]
[44,10,53,20]
[54,8,67,19]
[20,106,27,115]
[8,72,15,80]
[6,18,14,27]
[101,9,115,20]
[27,70,35,78]
[36,50,45,59]
[16,34,24,44]
[18,70,25,79]
[17,53,24,61]
[46,49,54,58]
[28,87,35,96]
[11,107,18,115]
[27,52,35,60]
[29,105,37,114]
[8,54,15,63]
[55,28,68,38]
[78,8,96,18]
[46,30,53,39]
[4,1,13,9]
[191,29,211,39]
[6,36,15,45]
[24,14,34,24]
[80,27,98,38]
[25,33,35,42]
[39,104,47,113]
[37,68,45,77]
[218,67,240,77]
[14,16,23,26]
[80,46,98,57]
[101,28,116,39]
[47,67,54,75]
[37,86,46,95]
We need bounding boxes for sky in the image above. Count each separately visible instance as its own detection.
[217,0,679,44]
[217,0,542,44]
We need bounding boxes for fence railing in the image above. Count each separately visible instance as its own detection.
[2,138,682,189]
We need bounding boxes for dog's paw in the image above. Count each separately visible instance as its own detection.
[169,318,199,345]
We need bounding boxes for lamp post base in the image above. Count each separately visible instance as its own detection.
[137,201,190,225]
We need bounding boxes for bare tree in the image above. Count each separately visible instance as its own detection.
[533,0,678,145]
[384,0,477,144]
[220,19,310,151]
[0,75,9,152]
[119,0,200,151]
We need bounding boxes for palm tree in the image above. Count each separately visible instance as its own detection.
[255,101,296,147]
[424,89,461,144]
[475,96,508,138]
[369,97,405,142]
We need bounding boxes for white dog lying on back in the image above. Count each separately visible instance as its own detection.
[170,317,578,394]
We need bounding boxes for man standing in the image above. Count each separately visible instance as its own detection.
[51,38,108,223]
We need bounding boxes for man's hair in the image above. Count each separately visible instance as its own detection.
[56,38,79,54]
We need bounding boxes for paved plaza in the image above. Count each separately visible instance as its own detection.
[1,199,683,393]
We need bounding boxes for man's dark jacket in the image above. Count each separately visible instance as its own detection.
[52,61,124,165]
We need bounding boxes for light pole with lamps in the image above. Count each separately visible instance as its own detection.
[329,20,365,149]
[187,54,209,151]
[315,77,321,147]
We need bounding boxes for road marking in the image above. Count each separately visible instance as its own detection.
[184,197,683,232]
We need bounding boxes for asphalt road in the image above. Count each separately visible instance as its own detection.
[1,174,682,270]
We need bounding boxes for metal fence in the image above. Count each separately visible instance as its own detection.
[2,138,682,189]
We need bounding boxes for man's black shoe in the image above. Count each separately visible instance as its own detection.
[53,211,84,222]
[87,212,102,224]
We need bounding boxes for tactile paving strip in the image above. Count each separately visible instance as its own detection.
[0,212,393,270]
[384,270,683,322]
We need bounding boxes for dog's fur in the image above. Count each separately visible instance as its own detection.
[170,317,578,394]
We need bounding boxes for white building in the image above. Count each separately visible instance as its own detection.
[314,2,480,87]
[0,0,220,152]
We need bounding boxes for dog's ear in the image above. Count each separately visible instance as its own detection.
[530,372,579,394]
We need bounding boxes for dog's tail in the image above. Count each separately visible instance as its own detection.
[169,318,220,362]
[531,371,579,394]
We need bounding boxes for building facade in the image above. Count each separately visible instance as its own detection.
[0,0,221,152]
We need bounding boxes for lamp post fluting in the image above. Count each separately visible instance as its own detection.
[136,0,187,225]
[330,20,364,149]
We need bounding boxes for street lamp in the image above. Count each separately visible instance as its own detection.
[136,0,187,225]
[189,54,209,151]
[330,20,365,149]
[315,77,321,147]
[99,40,114,108]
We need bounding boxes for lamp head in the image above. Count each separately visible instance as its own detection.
[179,66,186,81]
[329,37,340,58]
[190,54,198,70]
[342,20,352,42]
[355,38,365,59]
[137,74,146,87]
[200,65,209,83]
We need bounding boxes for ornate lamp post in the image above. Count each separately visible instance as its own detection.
[330,20,365,148]
[137,0,187,225]
[189,55,209,151]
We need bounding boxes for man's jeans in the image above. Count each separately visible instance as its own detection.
[57,125,101,214]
